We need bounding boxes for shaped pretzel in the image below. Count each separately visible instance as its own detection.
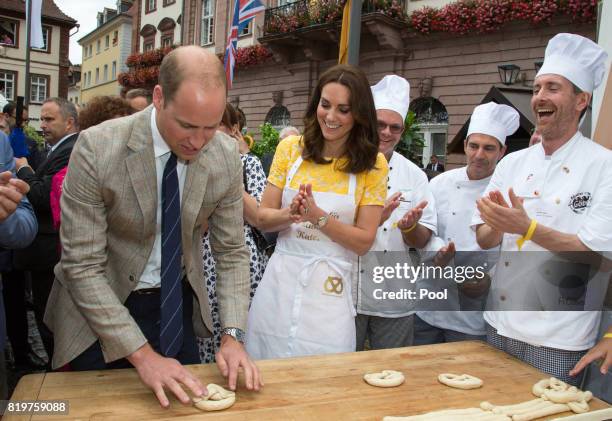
[438,373,483,389]
[193,384,236,411]
[364,370,405,387]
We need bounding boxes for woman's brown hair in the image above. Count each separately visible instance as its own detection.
[221,102,239,130]
[302,64,379,174]
[79,96,133,130]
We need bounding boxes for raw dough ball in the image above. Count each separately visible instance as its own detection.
[193,384,236,411]
[437,373,483,390]
[364,370,405,388]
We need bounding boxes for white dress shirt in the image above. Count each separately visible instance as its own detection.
[418,167,493,335]
[135,108,187,290]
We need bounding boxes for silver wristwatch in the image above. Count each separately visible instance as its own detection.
[221,327,245,344]
[314,214,330,229]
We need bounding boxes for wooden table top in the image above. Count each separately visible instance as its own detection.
[6,341,610,420]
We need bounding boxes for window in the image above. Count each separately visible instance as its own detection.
[163,0,176,5]
[146,0,156,13]
[83,46,87,60]
[112,61,117,79]
[113,30,118,46]
[96,39,101,54]
[161,32,173,47]
[103,64,108,82]
[0,18,18,48]
[87,71,91,86]
[95,68,99,83]
[200,0,214,46]
[32,26,52,53]
[30,74,49,103]
[105,35,110,49]
[0,70,17,100]
[240,21,252,36]
[143,38,154,51]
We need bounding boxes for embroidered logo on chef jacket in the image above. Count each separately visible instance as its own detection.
[568,192,592,214]
[323,276,344,296]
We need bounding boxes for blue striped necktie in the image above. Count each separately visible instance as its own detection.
[160,152,183,357]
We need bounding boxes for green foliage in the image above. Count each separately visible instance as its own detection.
[23,125,46,150]
[395,111,425,166]
[250,122,280,160]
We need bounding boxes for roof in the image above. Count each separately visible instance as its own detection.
[77,12,132,44]
[0,0,76,26]
[448,85,592,154]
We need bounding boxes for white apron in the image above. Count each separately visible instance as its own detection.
[246,157,358,359]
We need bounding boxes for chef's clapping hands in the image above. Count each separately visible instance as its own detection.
[433,241,456,268]
[476,188,531,236]
[397,200,428,232]
[380,192,402,225]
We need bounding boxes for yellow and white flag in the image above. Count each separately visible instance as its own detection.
[338,0,351,64]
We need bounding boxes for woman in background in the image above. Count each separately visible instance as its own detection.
[198,103,268,363]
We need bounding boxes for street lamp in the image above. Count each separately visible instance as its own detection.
[497,64,521,85]
[534,60,544,73]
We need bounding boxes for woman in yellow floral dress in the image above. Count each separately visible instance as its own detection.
[246,64,389,359]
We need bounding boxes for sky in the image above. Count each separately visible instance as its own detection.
[56,0,119,65]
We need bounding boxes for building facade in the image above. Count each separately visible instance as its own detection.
[0,0,76,129]
[79,1,133,104]
[131,0,183,53]
[124,1,596,167]
[67,63,81,106]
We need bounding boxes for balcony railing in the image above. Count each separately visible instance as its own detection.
[263,0,407,36]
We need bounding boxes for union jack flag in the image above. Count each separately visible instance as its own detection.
[223,0,265,88]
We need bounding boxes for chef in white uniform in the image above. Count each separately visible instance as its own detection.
[356,75,437,350]
[472,33,612,385]
[415,102,518,344]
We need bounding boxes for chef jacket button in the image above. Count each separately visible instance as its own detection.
[383,250,387,253]
[452,212,456,215]
[500,295,506,301]
[534,190,539,196]
[383,228,387,232]
[129,274,136,282]
[389,166,393,170]
[555,198,560,204]
[504,261,509,267]
[456,185,460,189]
[388,186,391,190]
[360,269,364,274]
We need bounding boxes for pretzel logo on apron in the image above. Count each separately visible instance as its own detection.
[324,276,344,295]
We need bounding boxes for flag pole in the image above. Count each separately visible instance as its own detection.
[347,0,362,66]
[25,0,32,106]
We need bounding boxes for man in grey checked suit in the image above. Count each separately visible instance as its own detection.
[45,47,261,407]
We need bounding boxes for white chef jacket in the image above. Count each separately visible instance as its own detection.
[418,167,493,335]
[471,132,612,350]
[357,152,437,317]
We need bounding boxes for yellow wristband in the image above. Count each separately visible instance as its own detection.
[516,219,537,251]
[401,222,417,234]
[604,333,612,339]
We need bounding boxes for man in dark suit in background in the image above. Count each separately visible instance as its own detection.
[426,155,445,172]
[13,97,78,363]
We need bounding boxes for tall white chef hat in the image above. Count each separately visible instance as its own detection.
[466,102,519,146]
[536,33,608,93]
[371,75,410,121]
